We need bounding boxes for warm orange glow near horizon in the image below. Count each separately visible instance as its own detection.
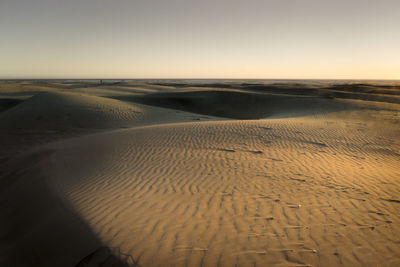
[1,0,399,80]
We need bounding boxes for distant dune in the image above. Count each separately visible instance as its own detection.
[128,89,359,119]
[151,81,400,104]
[1,80,400,267]
[0,91,144,130]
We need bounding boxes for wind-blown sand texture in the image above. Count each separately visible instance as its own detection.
[1,80,400,266]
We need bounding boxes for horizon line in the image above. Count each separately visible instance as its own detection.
[1,77,400,81]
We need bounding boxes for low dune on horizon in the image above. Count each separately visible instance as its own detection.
[0,80,400,267]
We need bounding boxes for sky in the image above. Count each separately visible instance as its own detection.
[1,0,399,79]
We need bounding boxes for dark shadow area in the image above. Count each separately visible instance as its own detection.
[150,82,400,105]
[0,150,134,267]
[324,83,400,96]
[119,90,354,119]
[76,247,140,267]
[0,98,24,113]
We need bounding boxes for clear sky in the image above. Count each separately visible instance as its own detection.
[1,0,399,79]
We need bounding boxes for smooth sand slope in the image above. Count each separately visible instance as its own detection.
[0,86,214,156]
[1,81,400,266]
[0,91,145,130]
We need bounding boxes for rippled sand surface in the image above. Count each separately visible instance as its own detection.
[1,81,399,266]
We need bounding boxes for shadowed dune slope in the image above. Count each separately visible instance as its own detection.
[0,90,220,159]
[152,82,400,104]
[0,91,144,130]
[129,90,359,119]
[0,150,130,267]
[0,98,24,112]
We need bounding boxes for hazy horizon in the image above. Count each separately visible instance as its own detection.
[1,78,400,83]
[1,0,399,79]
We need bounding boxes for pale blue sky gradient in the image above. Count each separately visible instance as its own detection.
[1,0,399,79]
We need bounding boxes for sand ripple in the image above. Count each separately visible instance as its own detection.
[48,119,400,266]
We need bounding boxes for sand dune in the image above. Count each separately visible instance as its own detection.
[0,91,145,130]
[153,82,400,105]
[45,117,400,267]
[1,81,400,266]
[128,90,360,119]
[0,98,23,112]
[0,150,129,267]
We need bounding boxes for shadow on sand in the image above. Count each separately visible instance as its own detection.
[0,150,137,267]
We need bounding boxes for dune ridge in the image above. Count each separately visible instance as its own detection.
[0,91,144,130]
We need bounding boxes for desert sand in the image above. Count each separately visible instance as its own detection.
[0,80,399,266]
